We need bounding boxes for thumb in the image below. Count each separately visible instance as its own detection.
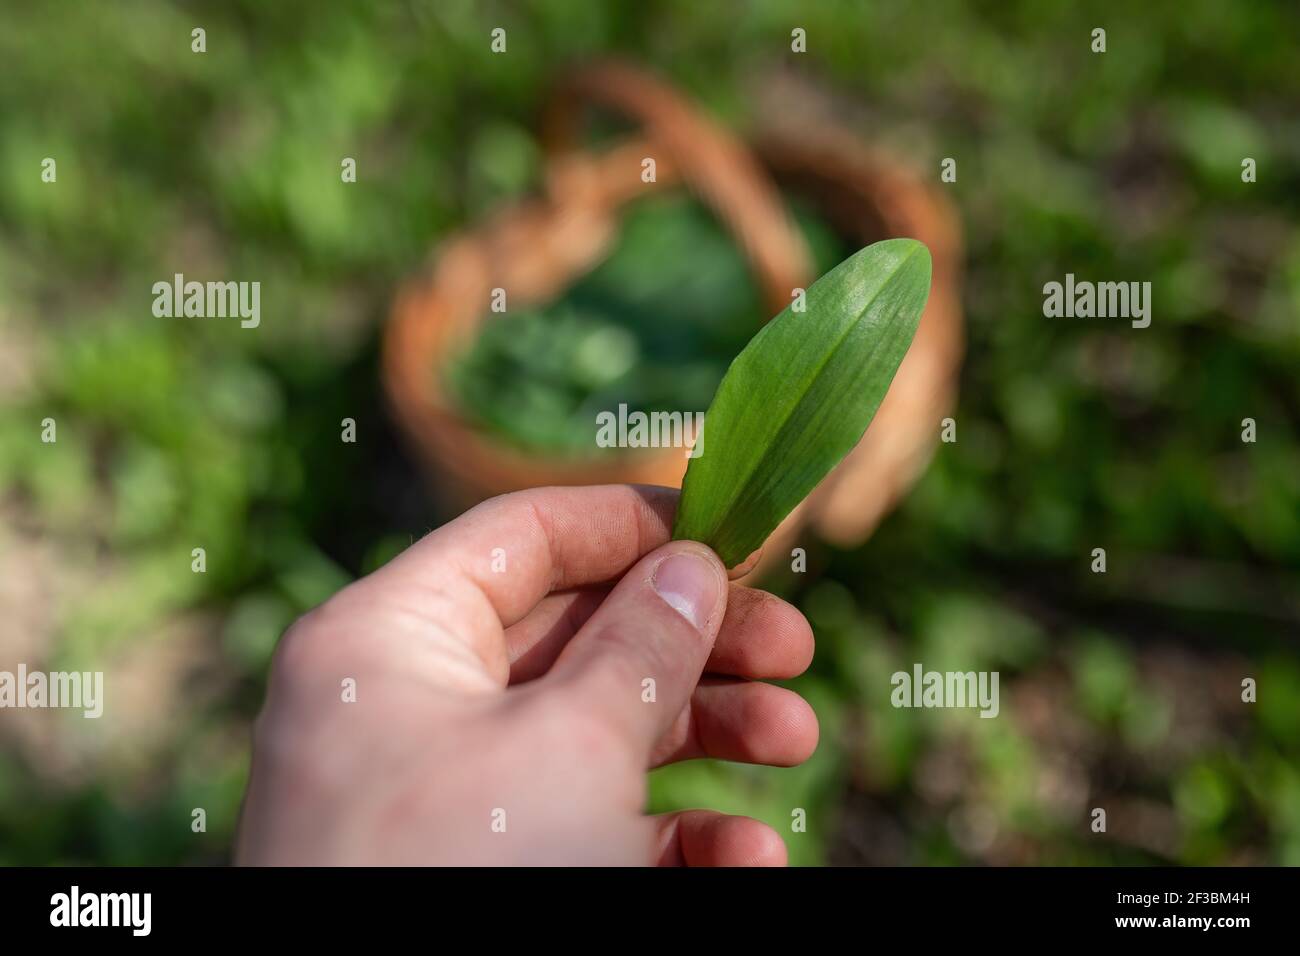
[543,540,727,756]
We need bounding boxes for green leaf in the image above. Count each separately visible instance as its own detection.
[672,238,932,566]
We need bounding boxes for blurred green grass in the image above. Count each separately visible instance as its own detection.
[0,0,1297,866]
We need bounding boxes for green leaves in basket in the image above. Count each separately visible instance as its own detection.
[672,238,932,567]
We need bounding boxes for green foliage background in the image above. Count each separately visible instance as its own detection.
[1,0,1297,865]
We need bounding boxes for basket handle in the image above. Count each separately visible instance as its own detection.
[541,61,812,316]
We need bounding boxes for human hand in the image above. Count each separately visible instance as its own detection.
[235,484,818,866]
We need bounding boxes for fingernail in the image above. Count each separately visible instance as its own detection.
[652,551,721,630]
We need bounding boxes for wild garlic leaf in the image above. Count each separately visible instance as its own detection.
[672,238,932,566]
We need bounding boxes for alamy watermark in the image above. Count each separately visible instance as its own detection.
[50,886,150,936]
[1043,274,1151,329]
[152,273,260,328]
[595,403,704,458]
[0,665,103,718]
[891,664,999,718]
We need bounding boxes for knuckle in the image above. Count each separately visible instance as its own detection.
[270,614,321,684]
[270,596,351,686]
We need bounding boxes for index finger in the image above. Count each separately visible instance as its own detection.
[357,484,679,629]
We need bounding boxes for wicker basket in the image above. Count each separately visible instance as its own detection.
[383,62,962,576]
